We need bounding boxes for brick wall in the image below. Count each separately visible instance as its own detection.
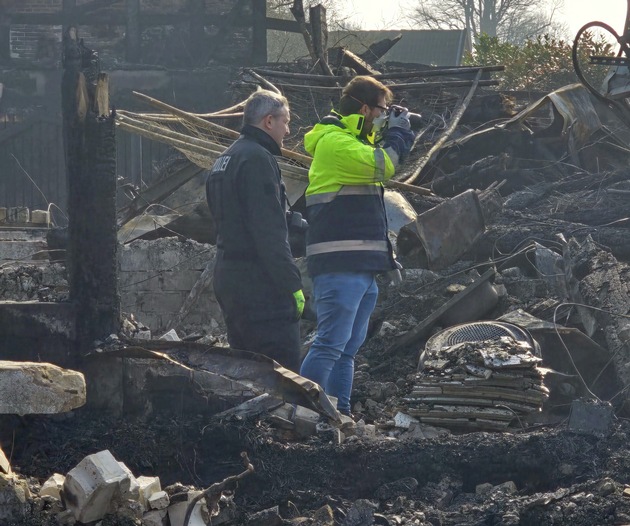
[9,24,61,61]
[119,238,223,337]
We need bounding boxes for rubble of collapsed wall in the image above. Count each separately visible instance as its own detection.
[119,237,223,337]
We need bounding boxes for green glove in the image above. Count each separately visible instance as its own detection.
[293,289,305,318]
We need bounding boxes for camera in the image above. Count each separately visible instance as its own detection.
[286,210,308,232]
[388,104,424,131]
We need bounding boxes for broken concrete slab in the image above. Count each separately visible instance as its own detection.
[148,489,170,510]
[137,475,161,511]
[0,361,85,414]
[63,449,131,523]
[40,473,65,500]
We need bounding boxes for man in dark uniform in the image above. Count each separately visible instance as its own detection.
[205,90,305,371]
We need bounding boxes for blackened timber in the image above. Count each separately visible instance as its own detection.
[251,0,267,64]
[188,0,206,66]
[0,20,9,63]
[62,28,120,348]
[125,0,141,63]
[310,5,330,74]
[265,17,301,32]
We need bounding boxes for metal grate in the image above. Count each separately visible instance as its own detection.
[426,321,537,354]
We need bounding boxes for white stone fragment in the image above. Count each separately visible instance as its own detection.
[148,490,170,510]
[0,361,86,415]
[63,450,131,524]
[137,476,161,510]
[117,462,140,500]
[31,210,50,224]
[40,473,65,500]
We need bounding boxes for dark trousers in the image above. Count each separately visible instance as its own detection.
[214,252,301,371]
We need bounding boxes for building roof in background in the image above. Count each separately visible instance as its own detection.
[268,29,472,67]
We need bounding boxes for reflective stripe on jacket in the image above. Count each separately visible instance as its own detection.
[303,112,398,276]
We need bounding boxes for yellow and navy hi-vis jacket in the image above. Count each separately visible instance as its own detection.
[303,111,399,277]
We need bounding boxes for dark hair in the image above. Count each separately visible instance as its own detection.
[338,76,393,116]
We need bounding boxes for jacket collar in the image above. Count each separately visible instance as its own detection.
[241,124,281,156]
[322,111,375,144]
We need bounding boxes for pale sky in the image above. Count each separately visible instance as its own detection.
[337,0,626,37]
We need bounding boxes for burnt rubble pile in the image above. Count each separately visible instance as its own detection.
[405,336,548,432]
[4,52,630,525]
[0,263,68,302]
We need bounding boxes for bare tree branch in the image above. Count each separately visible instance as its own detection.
[412,0,565,43]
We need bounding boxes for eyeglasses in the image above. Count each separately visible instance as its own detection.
[372,104,388,113]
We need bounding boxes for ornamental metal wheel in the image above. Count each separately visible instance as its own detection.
[572,21,630,103]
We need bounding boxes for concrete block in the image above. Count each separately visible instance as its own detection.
[159,269,203,291]
[40,473,65,500]
[141,292,187,314]
[0,240,47,261]
[137,476,161,510]
[0,361,86,414]
[0,208,6,222]
[119,271,155,291]
[63,450,131,524]
[143,508,168,526]
[117,462,140,500]
[148,490,170,510]
[31,209,50,224]
[7,207,29,223]
[168,491,209,526]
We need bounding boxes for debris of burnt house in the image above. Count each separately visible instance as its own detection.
[2,2,630,525]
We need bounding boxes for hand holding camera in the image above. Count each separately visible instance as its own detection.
[387,105,412,130]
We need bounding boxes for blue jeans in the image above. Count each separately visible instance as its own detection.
[299,272,378,414]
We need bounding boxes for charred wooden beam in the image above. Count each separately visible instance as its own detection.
[310,5,330,74]
[0,18,9,64]
[125,0,141,63]
[329,47,381,76]
[360,34,403,63]
[265,17,301,33]
[290,0,333,76]
[188,0,206,66]
[251,0,267,64]
[62,28,120,348]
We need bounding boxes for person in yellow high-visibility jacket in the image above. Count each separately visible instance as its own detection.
[299,76,414,416]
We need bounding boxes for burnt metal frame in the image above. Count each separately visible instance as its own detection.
[572,0,630,101]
